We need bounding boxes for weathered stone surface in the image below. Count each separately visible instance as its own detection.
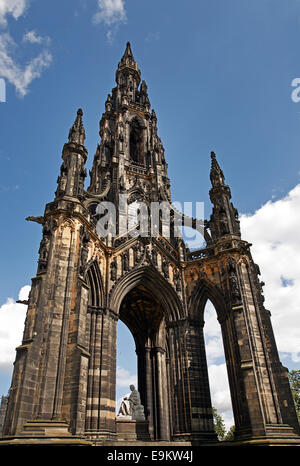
[1,42,299,447]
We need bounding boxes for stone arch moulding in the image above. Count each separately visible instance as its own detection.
[85,259,104,308]
[188,278,228,324]
[109,265,184,322]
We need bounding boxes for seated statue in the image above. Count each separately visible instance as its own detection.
[117,384,145,421]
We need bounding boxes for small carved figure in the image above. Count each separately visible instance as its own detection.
[173,269,181,292]
[38,235,50,270]
[110,259,117,281]
[151,248,158,266]
[123,251,129,272]
[162,259,169,279]
[228,258,241,304]
[79,227,90,276]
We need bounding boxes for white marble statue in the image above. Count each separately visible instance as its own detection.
[117,384,145,421]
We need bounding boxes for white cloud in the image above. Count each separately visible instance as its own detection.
[116,365,137,388]
[93,0,127,25]
[0,0,28,26]
[0,2,52,97]
[0,32,52,97]
[240,184,300,363]
[116,366,137,414]
[208,363,234,431]
[23,30,50,45]
[0,285,30,372]
[93,0,127,44]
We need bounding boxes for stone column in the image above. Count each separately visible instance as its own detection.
[166,321,191,441]
[85,308,117,442]
[144,346,154,439]
[154,347,170,440]
[222,258,300,440]
[184,318,216,442]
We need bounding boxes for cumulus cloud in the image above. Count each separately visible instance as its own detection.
[0,0,28,26]
[0,32,52,97]
[93,0,127,44]
[0,285,30,372]
[93,0,126,25]
[116,365,137,414]
[0,1,52,97]
[116,365,137,388]
[208,363,234,430]
[23,29,50,45]
[240,184,300,362]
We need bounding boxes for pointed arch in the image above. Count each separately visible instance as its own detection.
[189,278,228,323]
[109,265,184,321]
[86,260,104,307]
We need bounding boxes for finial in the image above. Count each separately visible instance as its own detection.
[210,151,225,186]
[68,108,86,145]
[122,41,133,61]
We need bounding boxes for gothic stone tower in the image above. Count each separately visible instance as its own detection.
[2,43,300,446]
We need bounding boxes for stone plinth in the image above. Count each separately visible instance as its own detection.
[116,418,151,441]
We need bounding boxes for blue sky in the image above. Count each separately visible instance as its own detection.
[1,0,300,427]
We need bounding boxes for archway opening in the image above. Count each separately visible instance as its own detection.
[116,320,137,415]
[117,284,169,440]
[203,299,234,439]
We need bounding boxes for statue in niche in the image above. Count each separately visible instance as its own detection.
[133,243,143,264]
[118,123,125,153]
[38,235,50,271]
[122,251,129,272]
[117,385,145,421]
[38,219,55,271]
[151,248,158,266]
[228,258,241,304]
[77,166,87,199]
[110,259,117,281]
[79,228,90,276]
[162,259,169,279]
[219,208,230,236]
[173,268,181,292]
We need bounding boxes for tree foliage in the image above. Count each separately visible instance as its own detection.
[224,425,235,441]
[212,407,227,440]
[288,370,300,422]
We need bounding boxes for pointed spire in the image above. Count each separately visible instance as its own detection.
[68,108,86,146]
[121,41,134,62]
[210,151,225,187]
[116,41,141,86]
[208,151,241,239]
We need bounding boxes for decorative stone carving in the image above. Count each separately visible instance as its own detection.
[228,257,242,305]
[133,243,144,264]
[122,250,129,272]
[38,218,57,271]
[151,248,158,266]
[38,234,50,271]
[162,258,169,279]
[79,227,90,276]
[173,268,181,292]
[110,259,117,281]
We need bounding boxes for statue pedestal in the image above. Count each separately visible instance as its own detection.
[116,418,151,441]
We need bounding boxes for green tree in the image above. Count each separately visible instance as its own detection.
[288,370,300,422]
[224,425,235,441]
[212,407,226,440]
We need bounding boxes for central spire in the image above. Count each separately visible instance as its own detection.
[116,41,141,87]
[121,41,134,62]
